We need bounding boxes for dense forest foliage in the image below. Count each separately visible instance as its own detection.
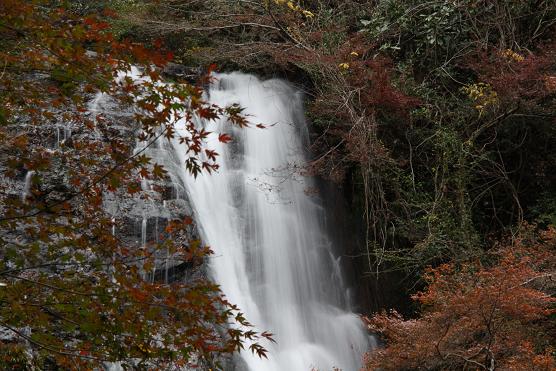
[1,0,555,369]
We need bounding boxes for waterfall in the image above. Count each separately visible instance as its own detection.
[21,170,34,202]
[97,68,371,370]
[170,73,371,370]
[141,217,147,249]
[55,124,71,148]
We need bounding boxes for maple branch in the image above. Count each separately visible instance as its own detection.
[468,106,519,143]
[4,273,99,298]
[127,19,281,33]
[444,352,488,370]
[513,272,555,289]
[264,4,311,51]
[0,255,149,276]
[5,272,209,313]
[0,21,26,37]
[0,126,168,222]
[0,321,109,362]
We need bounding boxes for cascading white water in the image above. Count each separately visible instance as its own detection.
[96,68,371,370]
[171,73,371,371]
[21,170,34,202]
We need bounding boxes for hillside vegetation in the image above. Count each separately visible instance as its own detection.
[1,0,555,369]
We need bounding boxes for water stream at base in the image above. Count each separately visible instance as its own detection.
[169,73,371,371]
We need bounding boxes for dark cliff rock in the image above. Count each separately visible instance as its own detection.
[163,63,202,83]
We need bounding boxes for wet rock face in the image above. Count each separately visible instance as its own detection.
[93,91,205,284]
[163,63,202,83]
[104,172,204,284]
[5,72,205,285]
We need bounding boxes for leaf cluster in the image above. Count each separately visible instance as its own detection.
[0,1,270,368]
[363,225,556,370]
